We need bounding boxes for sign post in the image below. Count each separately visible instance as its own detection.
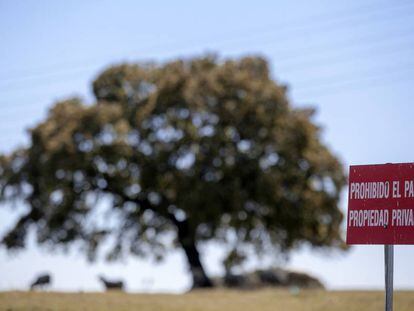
[384,245,393,311]
[347,163,414,311]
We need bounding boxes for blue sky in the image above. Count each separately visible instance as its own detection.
[1,0,414,292]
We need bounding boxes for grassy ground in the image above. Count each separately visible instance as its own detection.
[0,289,413,311]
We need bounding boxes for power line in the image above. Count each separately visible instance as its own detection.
[295,58,414,88]
[0,63,413,121]
[268,24,414,66]
[0,0,412,83]
[0,1,412,119]
[0,64,100,86]
[0,14,413,94]
[292,63,414,95]
[210,1,414,52]
[0,36,413,112]
[1,25,413,97]
[293,74,414,100]
[3,11,413,89]
[274,33,414,74]
[0,66,97,92]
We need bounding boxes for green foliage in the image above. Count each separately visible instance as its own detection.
[0,55,346,264]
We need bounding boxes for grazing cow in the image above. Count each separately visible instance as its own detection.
[30,273,52,290]
[98,275,124,291]
[214,268,324,289]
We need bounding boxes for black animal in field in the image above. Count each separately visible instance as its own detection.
[30,273,52,290]
[98,275,125,291]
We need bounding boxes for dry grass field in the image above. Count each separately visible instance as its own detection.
[1,289,413,311]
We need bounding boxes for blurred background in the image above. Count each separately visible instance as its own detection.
[0,0,414,293]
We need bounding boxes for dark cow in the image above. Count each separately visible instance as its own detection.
[30,273,52,290]
[98,275,124,291]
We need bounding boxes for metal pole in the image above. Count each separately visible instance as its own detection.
[384,244,394,311]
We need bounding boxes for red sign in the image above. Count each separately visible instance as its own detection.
[347,163,414,245]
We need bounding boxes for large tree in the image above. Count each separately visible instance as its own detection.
[0,56,346,288]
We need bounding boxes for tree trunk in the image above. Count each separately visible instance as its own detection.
[172,216,213,289]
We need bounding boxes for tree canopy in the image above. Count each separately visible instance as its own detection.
[0,55,346,288]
